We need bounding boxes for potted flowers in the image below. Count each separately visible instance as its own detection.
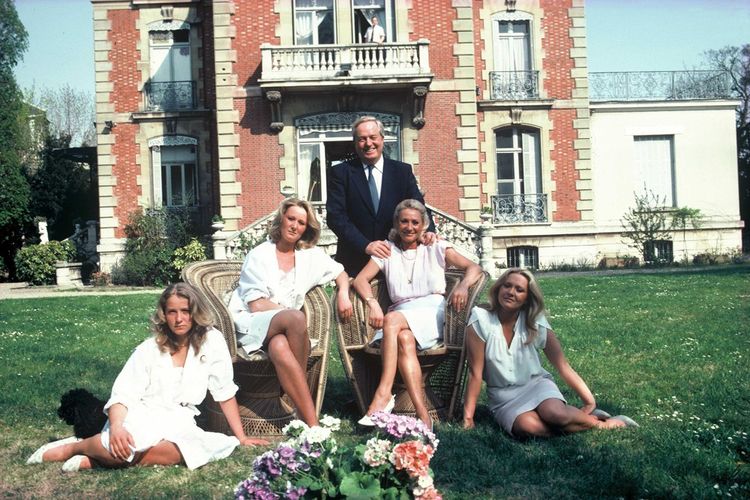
[235,413,442,499]
[211,214,225,231]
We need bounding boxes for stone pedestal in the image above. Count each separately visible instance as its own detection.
[56,262,83,288]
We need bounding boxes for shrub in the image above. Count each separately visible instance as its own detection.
[90,271,111,287]
[14,240,75,285]
[172,238,207,273]
[114,207,196,286]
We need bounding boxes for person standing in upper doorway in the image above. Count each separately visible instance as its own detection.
[326,116,435,277]
[364,16,386,43]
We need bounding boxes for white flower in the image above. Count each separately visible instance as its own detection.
[326,457,334,469]
[282,419,308,435]
[417,475,434,489]
[320,414,341,431]
[302,425,331,444]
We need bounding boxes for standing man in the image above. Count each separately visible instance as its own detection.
[327,116,435,276]
[364,16,385,43]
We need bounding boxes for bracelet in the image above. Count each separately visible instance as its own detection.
[365,296,377,303]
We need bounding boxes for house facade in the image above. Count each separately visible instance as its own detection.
[91,0,743,274]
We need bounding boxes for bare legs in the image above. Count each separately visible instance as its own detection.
[266,309,318,426]
[367,312,431,427]
[39,435,183,469]
[512,399,626,438]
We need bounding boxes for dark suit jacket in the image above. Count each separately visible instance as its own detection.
[326,157,434,276]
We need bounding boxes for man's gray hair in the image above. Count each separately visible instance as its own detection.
[351,116,385,139]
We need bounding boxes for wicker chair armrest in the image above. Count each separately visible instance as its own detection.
[442,269,489,347]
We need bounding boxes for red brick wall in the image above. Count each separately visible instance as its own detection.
[549,109,580,221]
[233,0,279,85]
[413,92,462,214]
[108,10,141,238]
[110,125,141,238]
[541,0,575,100]
[542,0,580,221]
[235,97,284,224]
[409,0,458,81]
[108,10,140,111]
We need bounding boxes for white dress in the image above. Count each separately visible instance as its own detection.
[100,328,240,469]
[228,240,344,353]
[370,240,452,350]
[468,307,566,435]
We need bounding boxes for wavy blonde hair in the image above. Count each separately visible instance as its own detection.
[267,197,321,249]
[151,283,214,354]
[387,199,429,245]
[487,268,546,344]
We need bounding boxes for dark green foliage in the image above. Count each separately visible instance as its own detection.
[112,207,195,286]
[26,135,97,241]
[14,240,75,285]
[0,0,30,278]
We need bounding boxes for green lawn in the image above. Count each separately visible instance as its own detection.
[1,268,748,498]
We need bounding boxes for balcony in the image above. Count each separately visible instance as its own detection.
[490,193,548,224]
[589,70,731,101]
[259,41,432,89]
[489,70,540,100]
[144,81,197,111]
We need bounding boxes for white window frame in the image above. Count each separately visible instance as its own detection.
[495,126,542,196]
[294,0,336,45]
[352,0,395,43]
[148,136,199,207]
[633,135,676,207]
[491,11,534,72]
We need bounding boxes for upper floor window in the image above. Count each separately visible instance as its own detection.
[353,0,395,43]
[147,24,195,110]
[294,0,335,45]
[634,135,675,206]
[490,13,537,99]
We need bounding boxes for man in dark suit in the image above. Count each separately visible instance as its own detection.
[326,116,435,276]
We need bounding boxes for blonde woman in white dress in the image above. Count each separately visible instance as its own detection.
[353,199,482,427]
[228,198,353,426]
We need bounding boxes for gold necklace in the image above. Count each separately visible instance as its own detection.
[400,247,418,284]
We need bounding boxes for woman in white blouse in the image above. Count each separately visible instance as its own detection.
[463,269,633,438]
[27,283,265,471]
[353,199,482,427]
[228,198,353,426]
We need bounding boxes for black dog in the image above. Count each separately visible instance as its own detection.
[57,388,108,439]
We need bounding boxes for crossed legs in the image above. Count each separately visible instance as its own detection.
[368,311,431,426]
[512,398,625,438]
[265,309,318,426]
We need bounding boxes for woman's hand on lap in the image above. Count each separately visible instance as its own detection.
[108,424,135,460]
[449,284,470,312]
[368,303,384,329]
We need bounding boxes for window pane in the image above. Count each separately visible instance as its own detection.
[497,181,514,196]
[318,11,334,44]
[296,0,332,7]
[496,129,513,149]
[498,21,510,33]
[354,0,384,6]
[634,135,674,206]
[173,29,189,43]
[497,152,514,179]
[170,165,183,206]
[184,163,196,205]
[511,21,528,34]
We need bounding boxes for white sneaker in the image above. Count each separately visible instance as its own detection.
[62,455,86,472]
[357,395,395,426]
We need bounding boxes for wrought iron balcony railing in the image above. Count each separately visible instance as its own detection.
[589,70,731,101]
[489,70,539,100]
[144,80,197,111]
[260,41,431,84]
[491,193,548,224]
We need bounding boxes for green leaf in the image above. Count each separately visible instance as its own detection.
[340,471,382,499]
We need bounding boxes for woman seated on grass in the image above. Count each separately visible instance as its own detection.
[228,197,353,427]
[353,199,483,428]
[27,283,266,472]
[463,268,636,438]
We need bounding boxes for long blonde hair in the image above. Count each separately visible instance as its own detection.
[151,283,213,354]
[487,268,546,344]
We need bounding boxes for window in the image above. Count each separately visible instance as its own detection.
[644,240,673,264]
[296,112,401,203]
[352,0,395,43]
[507,246,538,269]
[157,144,198,207]
[148,25,194,110]
[495,127,541,196]
[634,135,675,206]
[294,0,335,45]
[490,14,536,99]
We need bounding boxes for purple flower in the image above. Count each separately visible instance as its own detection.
[235,478,278,500]
[254,450,282,478]
[285,482,308,500]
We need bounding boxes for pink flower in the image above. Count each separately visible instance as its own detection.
[390,440,434,478]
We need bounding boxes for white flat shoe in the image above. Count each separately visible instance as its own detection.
[591,408,612,420]
[62,455,85,472]
[611,414,639,427]
[27,436,81,464]
[357,395,395,426]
